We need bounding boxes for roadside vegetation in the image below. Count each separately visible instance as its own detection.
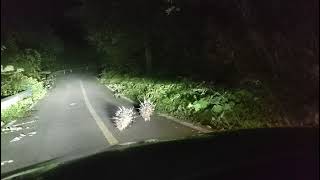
[100,70,285,130]
[1,31,62,125]
[85,0,318,127]
[1,65,47,124]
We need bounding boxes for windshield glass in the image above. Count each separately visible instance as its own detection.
[1,0,319,175]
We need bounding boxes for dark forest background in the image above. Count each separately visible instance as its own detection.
[1,0,319,125]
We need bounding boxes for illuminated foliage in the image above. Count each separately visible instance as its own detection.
[101,71,283,129]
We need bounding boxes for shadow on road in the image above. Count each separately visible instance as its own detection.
[104,103,119,125]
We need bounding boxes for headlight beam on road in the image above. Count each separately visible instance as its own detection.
[80,80,119,145]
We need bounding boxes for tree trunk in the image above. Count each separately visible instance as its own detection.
[235,0,276,76]
[144,35,152,74]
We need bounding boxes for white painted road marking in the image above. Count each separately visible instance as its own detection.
[80,80,119,145]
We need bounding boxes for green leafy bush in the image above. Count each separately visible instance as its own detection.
[1,98,34,124]
[1,73,46,123]
[100,70,282,130]
[1,50,47,123]
[9,49,42,80]
[1,72,26,96]
[1,31,61,124]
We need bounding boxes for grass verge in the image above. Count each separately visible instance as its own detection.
[1,76,46,124]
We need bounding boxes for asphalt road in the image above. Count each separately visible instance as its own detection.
[1,72,202,173]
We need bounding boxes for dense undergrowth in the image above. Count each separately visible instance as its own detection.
[100,70,284,130]
[1,44,58,124]
[1,69,49,124]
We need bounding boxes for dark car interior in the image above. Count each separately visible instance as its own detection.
[2,128,318,180]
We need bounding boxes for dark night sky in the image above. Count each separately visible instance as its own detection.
[2,0,318,49]
[2,0,60,26]
[1,0,84,43]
